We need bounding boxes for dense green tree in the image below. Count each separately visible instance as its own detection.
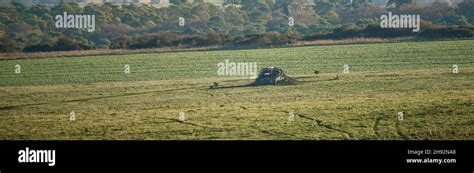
[0,0,472,52]
[387,0,413,8]
[457,0,474,24]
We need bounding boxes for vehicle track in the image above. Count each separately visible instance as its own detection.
[396,120,410,140]
[284,111,353,139]
[373,116,382,139]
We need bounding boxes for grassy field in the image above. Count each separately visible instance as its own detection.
[0,40,473,140]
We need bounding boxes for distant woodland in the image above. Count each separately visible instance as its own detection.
[1,0,474,52]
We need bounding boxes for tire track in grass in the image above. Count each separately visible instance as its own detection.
[154,117,208,129]
[396,120,410,140]
[153,117,234,135]
[259,130,307,140]
[0,86,200,111]
[372,114,409,140]
[373,116,382,139]
[283,111,353,139]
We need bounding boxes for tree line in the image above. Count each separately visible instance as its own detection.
[1,0,474,52]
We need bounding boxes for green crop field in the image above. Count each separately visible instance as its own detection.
[0,40,473,140]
